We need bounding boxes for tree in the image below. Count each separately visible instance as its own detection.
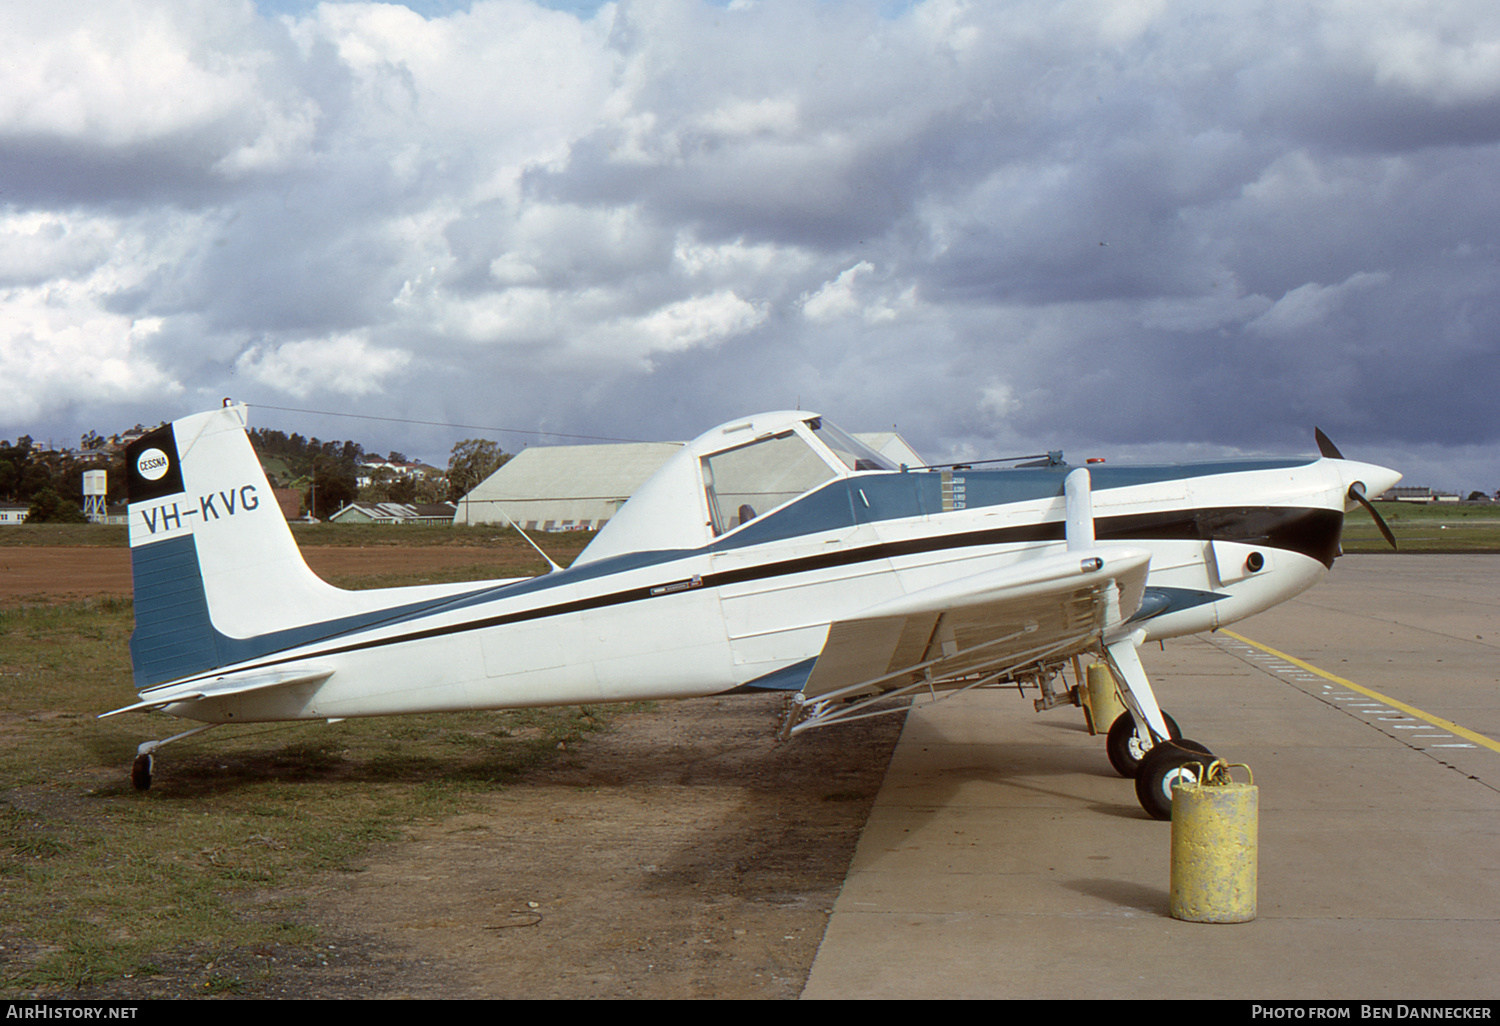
[18,463,52,503]
[0,437,34,502]
[26,487,87,523]
[387,476,418,504]
[446,439,510,502]
[306,457,358,520]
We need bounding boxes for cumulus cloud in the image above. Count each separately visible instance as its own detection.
[801,262,919,324]
[1246,272,1392,337]
[0,0,1497,491]
[0,289,180,421]
[630,289,767,354]
[234,333,412,397]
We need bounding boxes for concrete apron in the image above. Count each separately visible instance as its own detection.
[802,555,1500,1000]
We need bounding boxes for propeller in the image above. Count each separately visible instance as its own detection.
[1314,427,1344,460]
[1349,480,1398,550]
[1315,427,1398,551]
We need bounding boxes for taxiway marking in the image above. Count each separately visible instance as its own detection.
[1217,630,1500,755]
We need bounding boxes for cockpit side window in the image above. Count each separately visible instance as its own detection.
[809,419,898,472]
[702,431,837,536]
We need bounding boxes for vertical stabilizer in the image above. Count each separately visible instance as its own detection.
[124,404,344,687]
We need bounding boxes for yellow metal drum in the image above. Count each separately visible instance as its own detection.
[1169,762,1258,923]
[1084,662,1125,736]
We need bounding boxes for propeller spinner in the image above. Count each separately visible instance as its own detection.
[1315,427,1399,550]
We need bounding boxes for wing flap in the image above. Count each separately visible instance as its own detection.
[99,665,334,718]
[801,546,1150,701]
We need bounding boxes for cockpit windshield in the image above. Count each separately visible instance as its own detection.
[702,430,836,536]
[809,418,898,472]
[699,417,898,537]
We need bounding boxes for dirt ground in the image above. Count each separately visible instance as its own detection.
[2,547,905,1000]
[289,696,903,999]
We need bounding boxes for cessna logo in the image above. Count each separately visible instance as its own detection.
[136,449,172,481]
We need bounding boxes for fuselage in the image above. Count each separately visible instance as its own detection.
[148,451,1387,725]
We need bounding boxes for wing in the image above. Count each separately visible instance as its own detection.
[785,546,1150,733]
[99,665,334,718]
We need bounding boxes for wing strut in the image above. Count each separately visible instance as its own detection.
[1065,467,1095,550]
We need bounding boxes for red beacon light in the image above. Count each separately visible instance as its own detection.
[1086,457,1106,464]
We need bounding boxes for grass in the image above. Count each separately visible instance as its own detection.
[0,533,624,998]
[0,524,129,547]
[1341,502,1500,553]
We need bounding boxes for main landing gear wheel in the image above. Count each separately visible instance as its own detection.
[131,753,154,792]
[1105,710,1181,778]
[1134,740,1214,821]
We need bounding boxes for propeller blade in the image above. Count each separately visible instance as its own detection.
[1349,482,1398,551]
[1315,427,1344,460]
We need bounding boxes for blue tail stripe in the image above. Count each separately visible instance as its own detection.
[129,536,219,688]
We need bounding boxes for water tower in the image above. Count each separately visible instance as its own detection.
[83,470,107,523]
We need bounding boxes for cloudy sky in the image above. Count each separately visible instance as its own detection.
[1,0,1496,491]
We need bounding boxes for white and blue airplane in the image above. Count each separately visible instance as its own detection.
[103,402,1400,818]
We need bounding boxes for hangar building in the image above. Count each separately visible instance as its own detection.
[454,432,922,531]
[453,441,684,531]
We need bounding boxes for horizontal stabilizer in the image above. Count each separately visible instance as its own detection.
[98,665,334,718]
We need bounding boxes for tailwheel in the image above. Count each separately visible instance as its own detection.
[125,724,216,792]
[131,753,154,792]
[1134,739,1214,821]
[1105,710,1181,778]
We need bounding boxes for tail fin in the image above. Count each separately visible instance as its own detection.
[125,403,348,688]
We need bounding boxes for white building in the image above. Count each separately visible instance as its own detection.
[453,442,684,531]
[356,457,440,489]
[454,432,923,531]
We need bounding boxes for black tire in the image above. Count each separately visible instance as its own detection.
[1105,710,1181,778]
[1134,740,1213,821]
[131,753,153,792]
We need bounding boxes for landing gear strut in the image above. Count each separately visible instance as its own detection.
[1101,631,1217,819]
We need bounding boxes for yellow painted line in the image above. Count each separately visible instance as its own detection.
[1220,629,1500,755]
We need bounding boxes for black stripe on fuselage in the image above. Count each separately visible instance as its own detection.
[153,504,1342,690]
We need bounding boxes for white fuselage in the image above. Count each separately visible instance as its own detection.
[160,455,1370,725]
